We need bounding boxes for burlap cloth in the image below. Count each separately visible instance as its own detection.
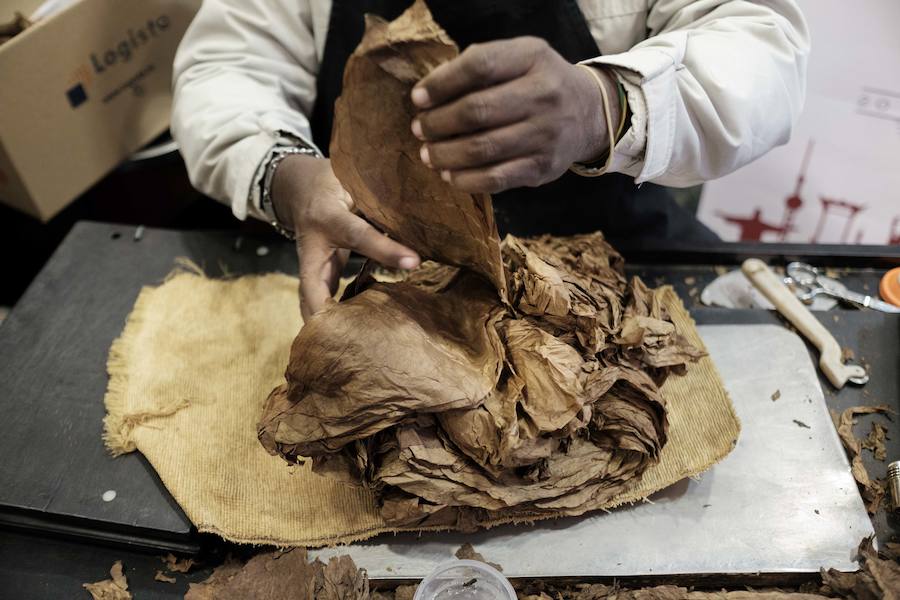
[104,267,740,547]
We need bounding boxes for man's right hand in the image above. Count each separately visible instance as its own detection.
[271,155,420,320]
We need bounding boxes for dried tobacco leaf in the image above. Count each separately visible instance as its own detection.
[821,536,900,599]
[161,552,196,573]
[82,561,131,600]
[454,542,503,572]
[259,274,505,459]
[258,1,704,529]
[831,405,892,513]
[861,422,889,462]
[259,234,700,527]
[185,549,368,600]
[330,0,506,296]
[154,570,176,584]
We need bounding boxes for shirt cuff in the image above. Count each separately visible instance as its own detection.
[244,129,323,222]
[580,42,683,183]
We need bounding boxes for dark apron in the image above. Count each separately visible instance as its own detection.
[310,0,719,243]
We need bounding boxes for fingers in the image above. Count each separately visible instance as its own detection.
[411,37,546,109]
[420,121,547,172]
[328,211,420,270]
[412,79,531,141]
[298,237,334,321]
[327,248,351,297]
[298,218,419,320]
[444,155,554,194]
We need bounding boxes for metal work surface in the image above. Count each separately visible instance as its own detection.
[311,324,873,578]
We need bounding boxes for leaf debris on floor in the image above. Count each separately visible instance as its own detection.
[830,404,893,514]
[154,570,177,584]
[161,552,197,574]
[455,542,503,572]
[861,421,889,461]
[82,560,131,600]
[184,548,367,600]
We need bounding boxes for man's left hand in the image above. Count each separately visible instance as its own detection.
[411,36,620,194]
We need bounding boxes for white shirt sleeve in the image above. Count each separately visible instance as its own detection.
[172,0,810,218]
[171,0,321,221]
[582,0,809,187]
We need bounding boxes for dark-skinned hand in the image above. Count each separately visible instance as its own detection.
[271,155,420,320]
[411,36,621,193]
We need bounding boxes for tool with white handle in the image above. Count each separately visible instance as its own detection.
[742,259,868,388]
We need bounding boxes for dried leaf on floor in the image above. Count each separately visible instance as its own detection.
[393,585,417,600]
[455,542,503,572]
[154,570,176,583]
[821,536,900,599]
[832,405,892,513]
[185,549,368,600]
[861,422,889,461]
[82,560,131,600]
[161,552,196,573]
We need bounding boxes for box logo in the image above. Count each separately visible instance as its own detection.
[64,15,170,109]
[66,83,88,108]
[90,16,171,74]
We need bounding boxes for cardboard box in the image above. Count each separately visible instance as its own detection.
[0,0,200,221]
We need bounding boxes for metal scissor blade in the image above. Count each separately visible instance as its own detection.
[836,288,900,313]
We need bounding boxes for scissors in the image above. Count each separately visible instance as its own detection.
[786,263,900,314]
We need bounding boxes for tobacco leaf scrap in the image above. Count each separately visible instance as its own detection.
[518,582,855,600]
[821,536,900,599]
[161,552,196,573]
[831,405,892,513]
[82,560,131,600]
[185,549,368,600]
[455,542,503,572]
[861,422,889,462]
[154,570,177,584]
[328,0,506,297]
[258,0,704,529]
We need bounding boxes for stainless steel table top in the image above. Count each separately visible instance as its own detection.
[311,324,872,578]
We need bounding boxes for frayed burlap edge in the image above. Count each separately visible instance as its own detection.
[103,260,206,456]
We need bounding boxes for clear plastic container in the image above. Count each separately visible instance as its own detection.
[413,559,516,600]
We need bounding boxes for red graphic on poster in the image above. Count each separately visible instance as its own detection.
[715,141,812,241]
[810,197,866,244]
[889,217,900,245]
[716,209,788,242]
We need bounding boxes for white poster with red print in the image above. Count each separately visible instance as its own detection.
[697,0,900,245]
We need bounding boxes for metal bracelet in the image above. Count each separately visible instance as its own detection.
[260,144,322,240]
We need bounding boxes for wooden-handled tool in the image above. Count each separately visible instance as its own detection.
[742,259,869,389]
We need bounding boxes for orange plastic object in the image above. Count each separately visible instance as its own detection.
[881,267,900,307]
